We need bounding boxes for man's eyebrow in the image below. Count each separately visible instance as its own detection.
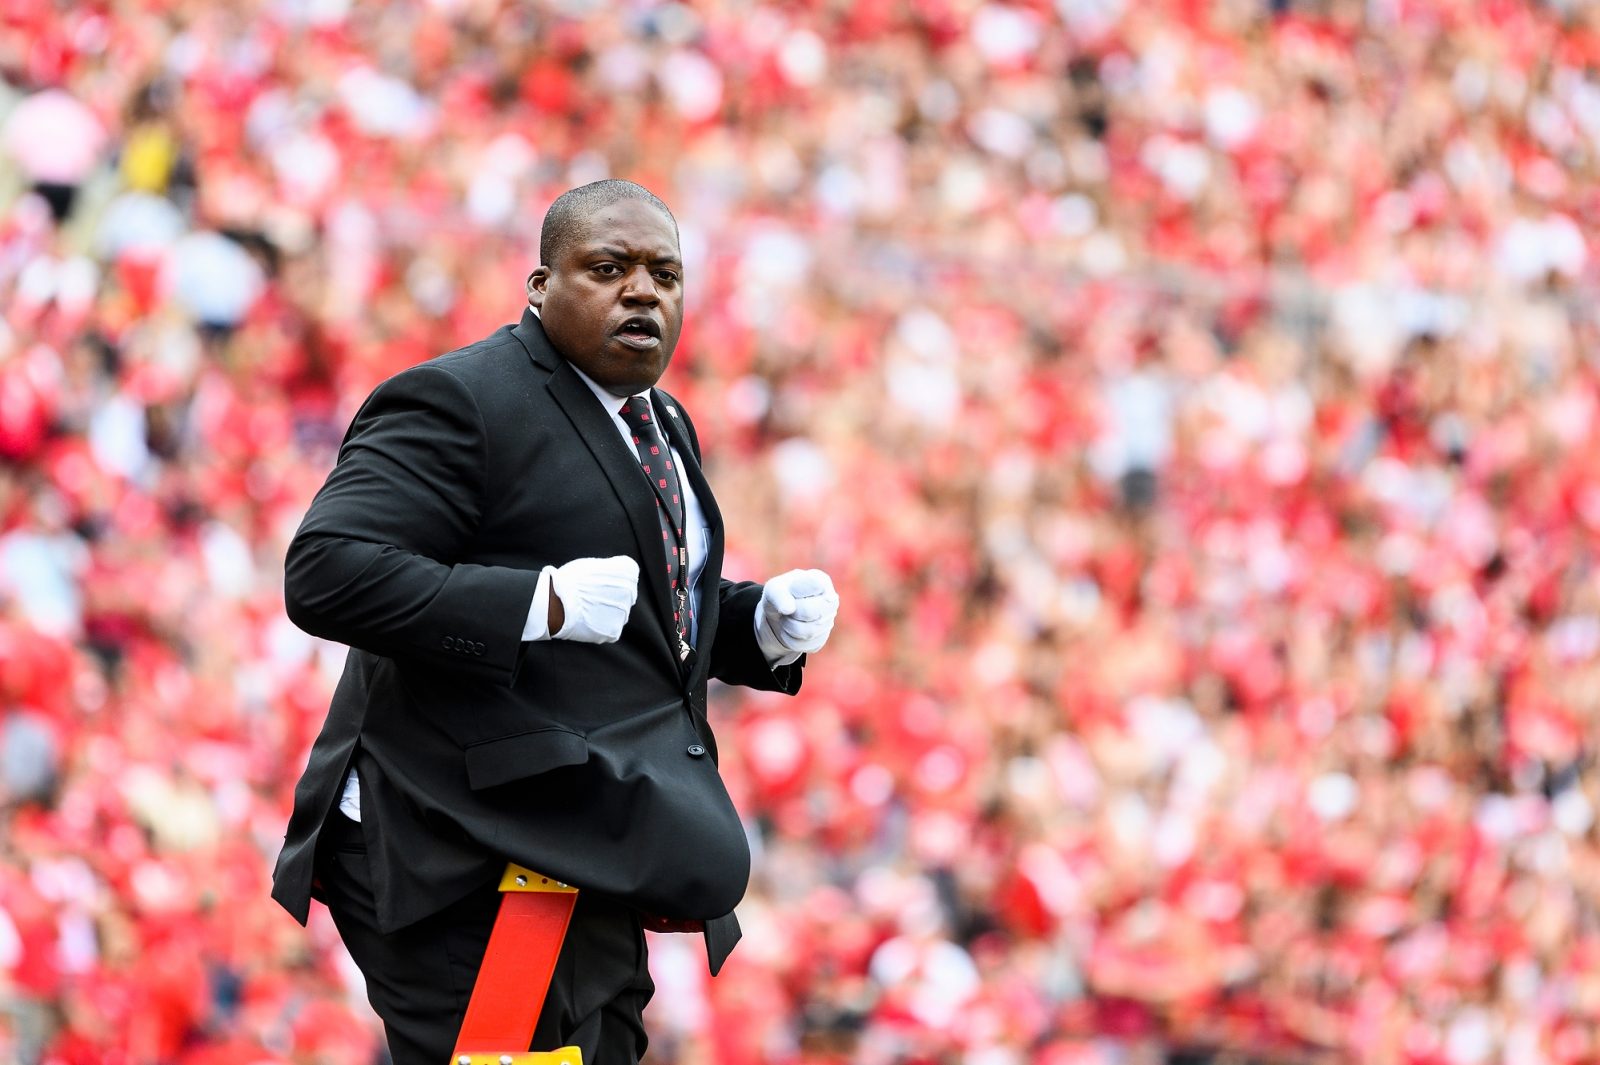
[588,245,682,266]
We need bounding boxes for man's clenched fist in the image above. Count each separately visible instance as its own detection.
[549,555,640,643]
[755,569,839,663]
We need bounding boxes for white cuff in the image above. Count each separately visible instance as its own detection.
[522,566,560,641]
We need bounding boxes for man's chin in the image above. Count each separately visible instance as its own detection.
[593,351,671,396]
[596,369,667,398]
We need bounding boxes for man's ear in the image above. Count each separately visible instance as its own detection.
[527,267,549,309]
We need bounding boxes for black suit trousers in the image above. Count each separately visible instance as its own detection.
[314,809,654,1065]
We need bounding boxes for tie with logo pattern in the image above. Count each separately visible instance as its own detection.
[618,396,692,660]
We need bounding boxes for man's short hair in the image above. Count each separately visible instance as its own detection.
[539,180,678,266]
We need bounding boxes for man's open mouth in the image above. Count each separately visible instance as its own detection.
[614,317,662,347]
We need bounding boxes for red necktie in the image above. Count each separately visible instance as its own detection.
[618,397,692,659]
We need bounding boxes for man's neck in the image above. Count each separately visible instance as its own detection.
[530,305,644,411]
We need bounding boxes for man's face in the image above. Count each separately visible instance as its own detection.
[527,198,684,397]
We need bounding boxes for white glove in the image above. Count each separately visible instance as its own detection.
[548,555,640,644]
[755,568,839,664]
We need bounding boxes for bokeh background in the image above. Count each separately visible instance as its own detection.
[2,1,1599,1063]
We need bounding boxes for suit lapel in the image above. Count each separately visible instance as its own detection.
[514,313,680,660]
[653,390,722,688]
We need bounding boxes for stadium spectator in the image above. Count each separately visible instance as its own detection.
[2,1,1600,1063]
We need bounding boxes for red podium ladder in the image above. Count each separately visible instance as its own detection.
[449,864,583,1065]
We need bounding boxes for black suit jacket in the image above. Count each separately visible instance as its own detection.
[271,310,800,974]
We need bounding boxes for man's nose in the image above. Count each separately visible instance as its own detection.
[620,266,659,304]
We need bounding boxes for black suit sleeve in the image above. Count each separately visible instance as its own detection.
[284,363,542,684]
[660,387,805,695]
[709,580,803,694]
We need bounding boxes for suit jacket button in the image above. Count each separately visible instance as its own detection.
[686,744,706,758]
[441,636,452,649]
[473,642,485,655]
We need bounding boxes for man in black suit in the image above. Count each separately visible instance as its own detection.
[272,180,839,1065]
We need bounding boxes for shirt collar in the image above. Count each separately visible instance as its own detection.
[571,362,639,417]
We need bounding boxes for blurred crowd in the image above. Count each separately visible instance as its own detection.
[2,0,1599,1063]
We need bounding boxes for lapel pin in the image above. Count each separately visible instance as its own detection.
[666,405,679,417]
